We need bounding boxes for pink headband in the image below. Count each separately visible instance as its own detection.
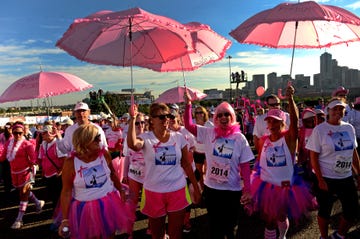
[12,124,24,130]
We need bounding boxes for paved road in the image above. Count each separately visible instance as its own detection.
[1,174,360,239]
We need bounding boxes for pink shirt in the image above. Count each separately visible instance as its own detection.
[0,138,37,174]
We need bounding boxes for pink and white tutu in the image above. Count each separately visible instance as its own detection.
[67,190,136,239]
[251,169,314,223]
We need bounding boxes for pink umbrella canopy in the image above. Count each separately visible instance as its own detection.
[56,8,194,67]
[144,22,232,72]
[155,86,207,104]
[229,1,360,77]
[0,71,93,103]
[229,1,360,49]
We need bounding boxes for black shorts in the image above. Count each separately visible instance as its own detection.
[193,151,205,164]
[313,175,359,221]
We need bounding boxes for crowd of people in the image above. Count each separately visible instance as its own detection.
[0,84,359,239]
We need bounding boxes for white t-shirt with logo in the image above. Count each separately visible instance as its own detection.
[306,121,357,179]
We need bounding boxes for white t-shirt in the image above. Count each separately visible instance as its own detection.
[73,154,115,201]
[57,122,108,155]
[123,138,145,184]
[259,136,294,186]
[306,121,357,179]
[139,131,187,193]
[197,126,254,191]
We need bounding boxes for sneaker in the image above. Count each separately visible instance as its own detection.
[330,231,345,239]
[11,220,23,229]
[36,200,45,214]
[183,223,191,233]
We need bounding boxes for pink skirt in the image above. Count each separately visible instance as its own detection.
[68,190,136,239]
[251,171,314,223]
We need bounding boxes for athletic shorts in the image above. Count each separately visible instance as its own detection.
[314,176,359,221]
[12,169,34,188]
[140,186,191,218]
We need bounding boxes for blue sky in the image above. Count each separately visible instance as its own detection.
[1,0,360,107]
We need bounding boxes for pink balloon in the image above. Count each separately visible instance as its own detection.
[256,86,265,97]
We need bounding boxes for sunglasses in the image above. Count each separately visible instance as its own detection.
[152,114,171,120]
[135,121,146,126]
[216,112,231,118]
[195,111,204,115]
[13,131,23,135]
[268,103,280,107]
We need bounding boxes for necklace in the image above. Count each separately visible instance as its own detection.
[7,138,24,162]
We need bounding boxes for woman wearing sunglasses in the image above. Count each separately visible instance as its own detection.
[183,95,254,239]
[59,124,134,239]
[0,121,44,229]
[127,102,201,239]
[122,112,148,237]
[193,106,213,192]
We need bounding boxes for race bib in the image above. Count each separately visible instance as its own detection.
[208,160,230,183]
[129,161,145,178]
[333,155,352,174]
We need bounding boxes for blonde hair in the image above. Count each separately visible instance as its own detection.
[72,124,99,155]
[194,105,209,122]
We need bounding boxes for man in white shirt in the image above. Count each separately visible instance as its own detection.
[57,102,108,155]
[253,94,290,153]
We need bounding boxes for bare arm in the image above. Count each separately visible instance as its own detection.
[285,85,298,155]
[352,149,360,190]
[58,157,75,237]
[181,146,201,204]
[309,150,328,191]
[127,105,144,151]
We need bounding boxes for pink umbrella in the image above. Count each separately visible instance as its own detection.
[144,22,232,72]
[155,86,207,104]
[56,7,195,104]
[56,8,194,67]
[0,71,93,103]
[229,1,360,76]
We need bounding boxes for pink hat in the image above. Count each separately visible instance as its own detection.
[332,86,349,97]
[264,109,286,122]
[302,108,316,120]
[354,97,360,105]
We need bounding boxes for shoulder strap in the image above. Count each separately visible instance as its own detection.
[45,143,61,172]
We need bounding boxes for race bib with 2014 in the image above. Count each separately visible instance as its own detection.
[333,155,352,174]
[208,160,230,183]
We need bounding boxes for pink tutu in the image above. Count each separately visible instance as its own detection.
[68,190,136,239]
[251,171,314,223]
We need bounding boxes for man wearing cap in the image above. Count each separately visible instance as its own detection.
[253,94,290,153]
[332,86,351,122]
[59,118,74,137]
[57,102,108,155]
[306,98,360,239]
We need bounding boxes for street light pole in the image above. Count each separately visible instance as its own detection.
[227,55,232,102]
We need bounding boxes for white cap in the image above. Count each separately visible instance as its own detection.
[327,99,346,109]
[60,118,74,126]
[74,102,89,111]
